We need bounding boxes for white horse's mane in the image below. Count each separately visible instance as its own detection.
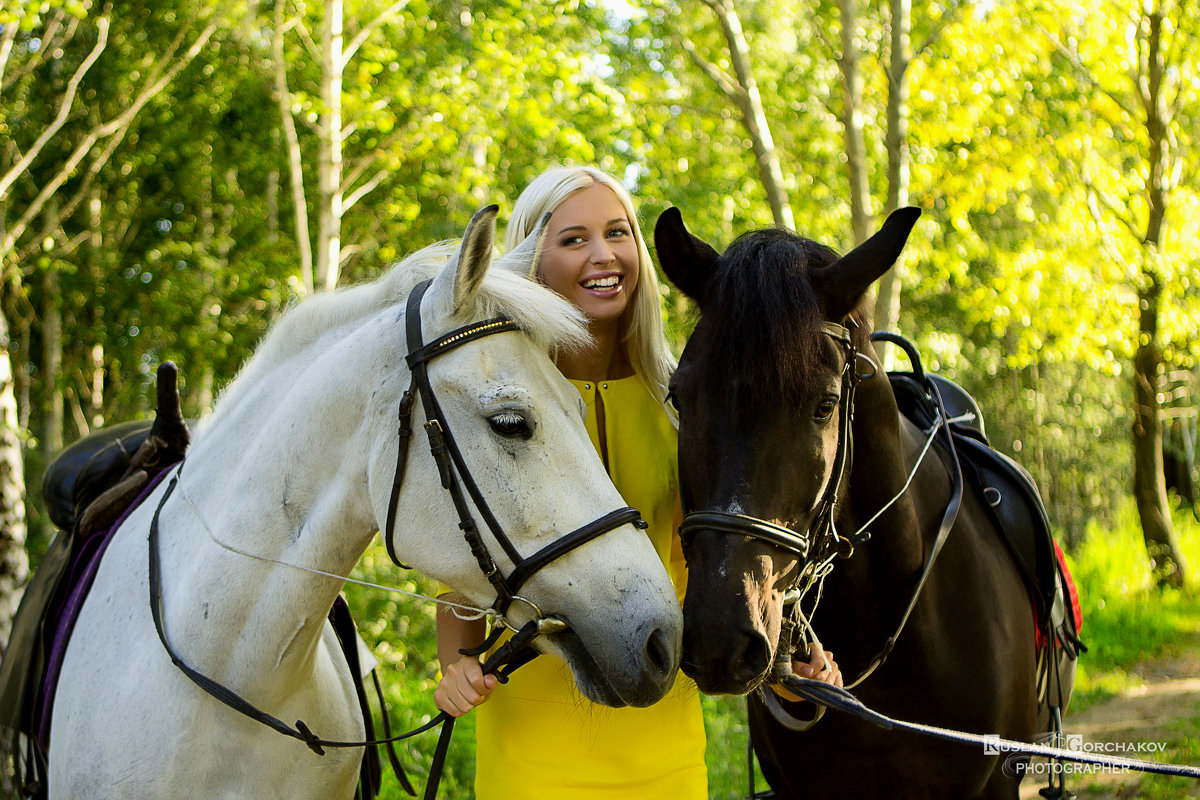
[201,241,590,432]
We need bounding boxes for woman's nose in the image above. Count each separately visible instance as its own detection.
[589,240,615,264]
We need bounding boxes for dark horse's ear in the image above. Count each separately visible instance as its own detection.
[654,207,721,303]
[813,207,922,318]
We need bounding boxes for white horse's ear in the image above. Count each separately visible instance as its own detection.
[434,205,499,313]
[499,212,553,279]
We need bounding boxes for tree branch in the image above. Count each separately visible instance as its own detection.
[911,0,963,61]
[341,169,386,213]
[1036,22,1139,120]
[344,0,409,63]
[1083,177,1142,243]
[0,11,110,199]
[673,29,744,103]
[1,15,218,261]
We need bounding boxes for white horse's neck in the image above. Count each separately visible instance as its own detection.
[159,311,391,703]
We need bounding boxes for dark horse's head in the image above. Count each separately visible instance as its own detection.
[654,207,920,695]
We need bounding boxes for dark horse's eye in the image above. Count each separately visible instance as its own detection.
[488,411,532,439]
[814,398,839,423]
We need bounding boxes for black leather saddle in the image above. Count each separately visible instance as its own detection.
[889,370,1078,652]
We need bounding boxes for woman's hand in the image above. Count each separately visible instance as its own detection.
[434,600,498,717]
[434,654,499,717]
[771,641,842,701]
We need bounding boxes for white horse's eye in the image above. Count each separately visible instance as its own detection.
[488,410,532,439]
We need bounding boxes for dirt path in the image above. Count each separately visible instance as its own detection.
[1020,643,1200,799]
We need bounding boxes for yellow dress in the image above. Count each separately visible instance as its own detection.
[473,376,707,800]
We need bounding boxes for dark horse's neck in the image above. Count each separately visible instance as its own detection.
[818,362,950,680]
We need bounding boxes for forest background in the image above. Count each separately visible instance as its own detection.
[1,0,1198,796]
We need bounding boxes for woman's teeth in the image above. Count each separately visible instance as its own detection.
[583,275,620,289]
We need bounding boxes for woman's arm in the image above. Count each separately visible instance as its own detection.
[434,601,498,717]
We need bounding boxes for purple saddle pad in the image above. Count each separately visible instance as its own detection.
[34,466,176,749]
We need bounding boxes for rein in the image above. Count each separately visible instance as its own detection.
[771,671,1200,780]
[147,278,648,799]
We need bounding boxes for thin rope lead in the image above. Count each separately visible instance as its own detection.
[175,478,496,622]
[846,410,975,542]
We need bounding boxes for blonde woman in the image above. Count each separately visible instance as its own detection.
[434,165,838,798]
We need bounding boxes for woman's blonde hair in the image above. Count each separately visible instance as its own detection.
[505,165,676,409]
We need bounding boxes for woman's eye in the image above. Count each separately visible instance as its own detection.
[488,411,533,439]
[607,227,630,239]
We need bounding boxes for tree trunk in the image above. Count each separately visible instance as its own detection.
[0,307,29,654]
[705,0,794,230]
[873,0,912,368]
[315,0,345,292]
[837,0,872,247]
[87,187,104,429]
[273,0,314,294]
[1131,6,1185,587]
[42,267,64,457]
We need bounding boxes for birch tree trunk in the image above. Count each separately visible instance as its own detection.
[695,0,794,230]
[315,0,345,293]
[873,0,912,360]
[87,187,104,430]
[42,201,64,456]
[0,307,28,655]
[272,1,314,294]
[837,0,872,247]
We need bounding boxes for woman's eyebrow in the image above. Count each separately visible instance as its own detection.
[556,217,628,233]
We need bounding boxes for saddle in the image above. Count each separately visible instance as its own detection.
[0,365,390,800]
[0,365,191,796]
[889,371,1083,662]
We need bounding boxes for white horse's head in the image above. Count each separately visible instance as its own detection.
[364,206,681,707]
[195,206,680,706]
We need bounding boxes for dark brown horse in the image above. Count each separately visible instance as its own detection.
[654,207,1075,799]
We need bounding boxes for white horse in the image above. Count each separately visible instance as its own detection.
[46,207,682,798]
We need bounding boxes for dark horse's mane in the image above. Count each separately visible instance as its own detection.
[703,228,845,401]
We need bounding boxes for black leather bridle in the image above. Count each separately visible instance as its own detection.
[675,323,965,732]
[147,278,648,797]
[677,320,867,583]
[382,278,647,621]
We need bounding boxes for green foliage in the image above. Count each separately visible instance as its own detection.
[1067,503,1200,710]
[4,0,1200,792]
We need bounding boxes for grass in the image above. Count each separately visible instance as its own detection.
[345,503,1200,799]
[1066,503,1200,711]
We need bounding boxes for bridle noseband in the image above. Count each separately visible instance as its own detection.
[383,278,647,625]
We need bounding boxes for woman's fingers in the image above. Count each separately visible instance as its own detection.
[434,657,499,717]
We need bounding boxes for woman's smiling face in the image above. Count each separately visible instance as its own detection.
[538,183,640,326]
